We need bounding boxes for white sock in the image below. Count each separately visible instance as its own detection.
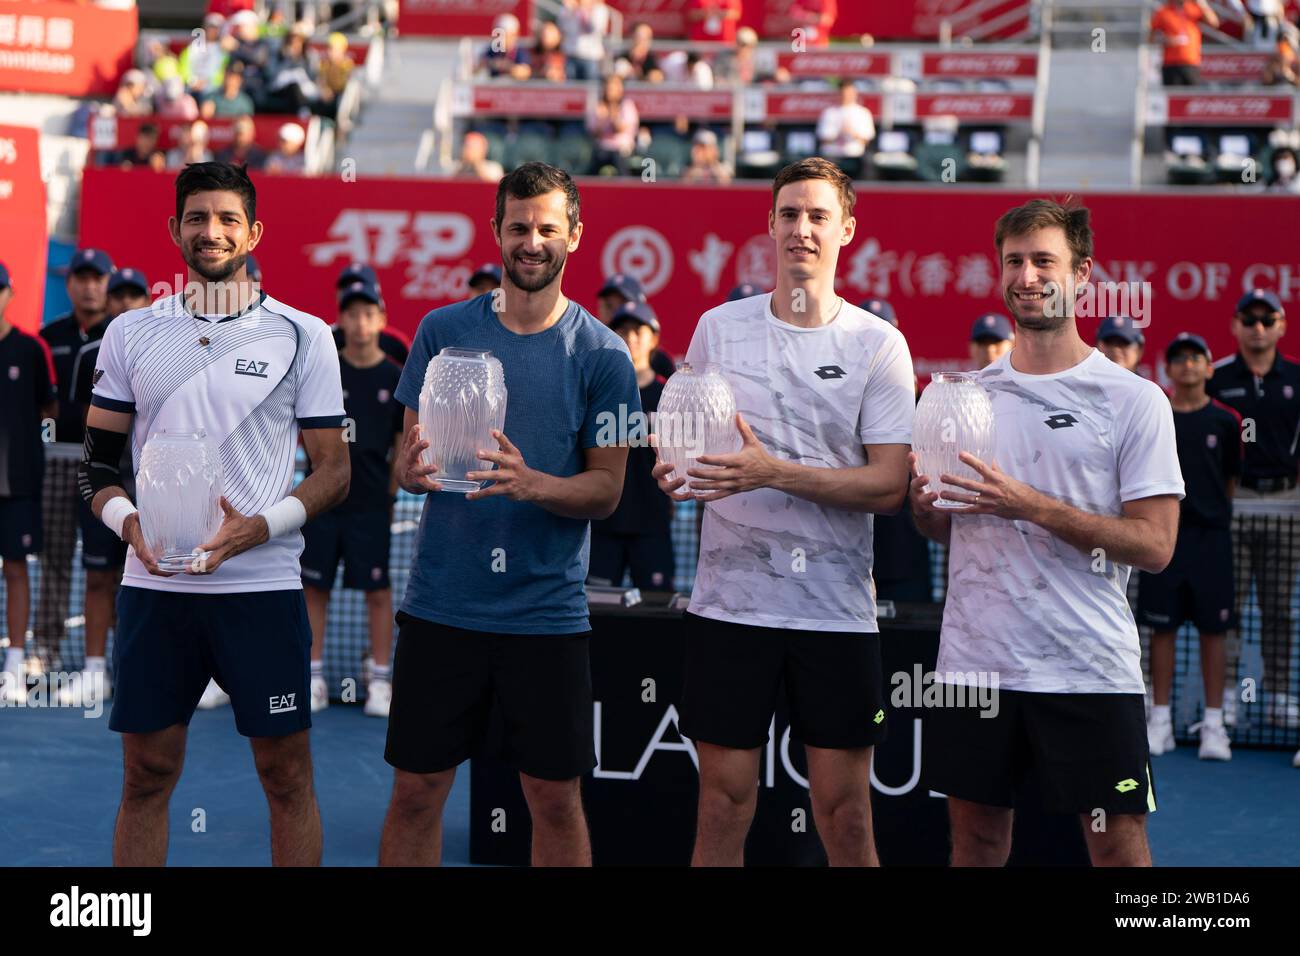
[371,664,391,682]
[310,659,324,678]
[1204,707,1224,727]
[85,656,106,673]
[4,648,23,675]
[1152,704,1171,722]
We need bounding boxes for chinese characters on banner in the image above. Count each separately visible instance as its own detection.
[0,125,48,335]
[0,0,137,97]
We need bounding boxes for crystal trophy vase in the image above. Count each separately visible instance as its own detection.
[418,347,509,494]
[913,372,996,509]
[135,428,224,571]
[654,362,739,498]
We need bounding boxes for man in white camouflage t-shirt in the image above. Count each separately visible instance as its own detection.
[653,158,915,866]
[909,199,1183,867]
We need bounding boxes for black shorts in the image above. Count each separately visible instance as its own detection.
[679,611,887,750]
[588,529,675,591]
[1137,523,1235,633]
[78,496,127,571]
[922,688,1156,815]
[384,612,595,780]
[300,508,391,591]
[109,586,312,738]
[0,496,42,560]
[1161,64,1200,86]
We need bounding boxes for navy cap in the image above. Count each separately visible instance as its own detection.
[728,283,762,302]
[0,261,9,289]
[468,263,502,287]
[1236,288,1284,316]
[971,312,1014,342]
[609,300,660,335]
[68,248,114,277]
[108,268,149,296]
[245,254,262,282]
[1166,332,1211,362]
[337,260,377,289]
[1096,315,1144,346]
[338,279,383,309]
[597,273,646,302]
[860,297,896,326]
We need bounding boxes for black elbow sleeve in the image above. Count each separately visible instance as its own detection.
[78,426,129,505]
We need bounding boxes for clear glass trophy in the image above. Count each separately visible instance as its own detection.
[135,428,224,571]
[654,362,739,498]
[913,372,997,509]
[418,347,509,494]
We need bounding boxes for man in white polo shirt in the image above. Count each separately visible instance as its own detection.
[80,162,349,866]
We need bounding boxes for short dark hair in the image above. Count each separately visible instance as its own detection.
[994,198,1093,270]
[174,161,257,225]
[494,162,580,233]
[771,157,856,221]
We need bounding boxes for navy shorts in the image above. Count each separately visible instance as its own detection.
[588,529,675,591]
[300,508,391,591]
[1137,523,1235,633]
[78,496,127,571]
[109,586,312,738]
[0,496,42,560]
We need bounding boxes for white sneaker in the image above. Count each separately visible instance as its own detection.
[361,655,374,687]
[1192,719,1232,761]
[197,679,230,710]
[1221,687,1237,728]
[1147,711,1175,756]
[0,670,27,706]
[310,675,329,713]
[1292,748,1300,769]
[1265,693,1300,729]
[56,670,112,707]
[363,678,391,718]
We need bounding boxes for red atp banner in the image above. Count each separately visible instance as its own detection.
[0,125,47,335]
[0,0,137,97]
[397,0,532,37]
[78,168,1300,382]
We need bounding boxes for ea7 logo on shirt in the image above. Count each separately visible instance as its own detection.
[1044,413,1078,430]
[235,358,270,379]
[814,365,846,380]
[269,693,297,714]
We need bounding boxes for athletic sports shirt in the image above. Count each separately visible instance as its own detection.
[595,374,671,537]
[90,291,346,593]
[939,349,1185,694]
[41,313,109,446]
[684,292,916,633]
[1172,400,1240,529]
[1205,350,1300,483]
[0,326,56,498]
[332,354,404,513]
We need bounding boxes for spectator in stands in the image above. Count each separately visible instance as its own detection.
[1150,0,1220,86]
[1139,332,1238,762]
[681,129,732,184]
[454,131,505,182]
[157,76,201,121]
[300,279,400,718]
[790,0,838,47]
[264,122,307,173]
[559,0,611,82]
[715,26,790,85]
[166,120,214,168]
[816,81,875,179]
[531,21,570,83]
[589,301,675,592]
[588,75,639,175]
[113,69,153,118]
[1231,0,1290,49]
[1096,315,1145,371]
[969,312,1015,369]
[686,0,742,44]
[479,13,531,80]
[467,263,503,299]
[201,61,255,118]
[318,32,357,105]
[0,262,58,706]
[180,13,230,98]
[264,27,323,115]
[144,38,182,87]
[214,114,267,169]
[1262,36,1300,85]
[1206,289,1300,736]
[615,22,664,83]
[1266,145,1300,191]
[228,9,275,104]
[108,122,166,171]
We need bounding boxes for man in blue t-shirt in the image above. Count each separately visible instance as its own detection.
[380,163,640,867]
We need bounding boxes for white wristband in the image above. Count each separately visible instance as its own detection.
[259,496,308,539]
[101,497,138,540]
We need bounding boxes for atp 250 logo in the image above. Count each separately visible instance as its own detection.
[306,210,476,299]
